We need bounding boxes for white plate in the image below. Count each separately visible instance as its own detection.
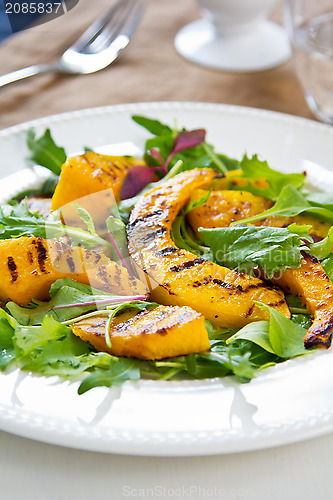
[1,102,333,457]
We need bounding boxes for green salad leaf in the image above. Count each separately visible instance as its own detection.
[0,203,109,249]
[132,114,237,175]
[309,227,333,260]
[0,312,17,370]
[78,357,141,394]
[199,224,311,277]
[27,128,67,175]
[235,185,333,226]
[6,278,142,326]
[228,303,307,358]
[149,340,256,383]
[322,253,333,283]
[228,155,305,200]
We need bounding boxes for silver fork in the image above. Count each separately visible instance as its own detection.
[0,0,144,89]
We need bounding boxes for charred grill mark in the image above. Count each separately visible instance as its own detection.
[304,323,333,349]
[212,278,236,289]
[305,253,319,264]
[141,227,167,243]
[161,282,177,295]
[113,162,122,171]
[66,256,76,273]
[35,239,48,274]
[114,309,149,332]
[170,258,205,273]
[87,321,106,332]
[114,264,122,291]
[54,240,64,262]
[7,256,18,283]
[245,304,255,318]
[127,210,165,230]
[97,266,112,292]
[83,153,95,169]
[242,282,271,291]
[192,276,213,287]
[27,251,33,264]
[267,298,287,308]
[156,328,168,336]
[102,167,118,180]
[95,253,102,263]
[157,246,179,257]
[211,279,243,291]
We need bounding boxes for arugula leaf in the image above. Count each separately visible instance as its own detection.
[0,311,17,370]
[172,213,211,257]
[132,115,173,136]
[72,204,97,236]
[228,155,305,200]
[78,357,141,394]
[306,192,333,211]
[151,340,256,383]
[322,253,333,282]
[13,316,72,358]
[6,278,129,326]
[8,177,58,204]
[309,227,333,260]
[12,315,115,379]
[234,185,333,226]
[185,190,211,214]
[0,203,110,250]
[199,225,311,277]
[27,128,66,175]
[132,115,234,175]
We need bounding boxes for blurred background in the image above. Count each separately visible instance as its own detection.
[0,0,313,130]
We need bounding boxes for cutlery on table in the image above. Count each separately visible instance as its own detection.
[0,0,144,88]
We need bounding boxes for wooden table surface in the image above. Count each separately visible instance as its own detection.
[0,0,312,130]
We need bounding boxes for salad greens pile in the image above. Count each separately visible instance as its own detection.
[0,115,333,394]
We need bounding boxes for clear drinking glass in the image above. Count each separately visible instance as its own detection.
[284,0,333,124]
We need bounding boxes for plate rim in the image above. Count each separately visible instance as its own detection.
[1,101,332,138]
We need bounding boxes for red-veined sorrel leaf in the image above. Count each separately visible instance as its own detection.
[165,129,206,169]
[120,165,156,200]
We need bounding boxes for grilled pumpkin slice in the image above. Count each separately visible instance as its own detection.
[270,253,333,348]
[71,305,210,360]
[51,152,144,228]
[0,236,147,305]
[187,189,272,236]
[187,189,331,240]
[127,168,290,329]
[188,189,333,348]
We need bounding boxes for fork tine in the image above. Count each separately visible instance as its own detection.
[113,0,145,41]
[87,0,139,54]
[70,0,131,53]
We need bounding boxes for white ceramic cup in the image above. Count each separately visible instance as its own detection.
[174,0,291,72]
[197,0,278,35]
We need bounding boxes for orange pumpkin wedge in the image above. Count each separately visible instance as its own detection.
[0,236,147,305]
[127,168,290,329]
[71,305,210,360]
